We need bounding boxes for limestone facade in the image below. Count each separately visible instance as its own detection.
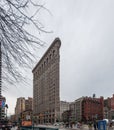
[15,97,33,121]
[60,101,70,121]
[32,38,61,124]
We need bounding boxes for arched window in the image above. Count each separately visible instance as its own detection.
[46,58,48,63]
[53,50,55,56]
[50,54,52,59]
[44,61,46,66]
[42,64,43,69]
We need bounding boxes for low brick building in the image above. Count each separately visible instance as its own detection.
[82,96,104,122]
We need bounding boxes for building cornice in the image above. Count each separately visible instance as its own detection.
[32,37,61,72]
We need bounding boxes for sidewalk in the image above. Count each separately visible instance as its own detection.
[60,125,114,130]
[108,126,114,130]
[33,124,114,130]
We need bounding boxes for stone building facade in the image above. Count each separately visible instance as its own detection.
[75,97,84,122]
[104,94,114,119]
[15,97,33,121]
[15,97,26,121]
[32,38,61,124]
[60,101,70,121]
[15,97,25,116]
[25,97,33,111]
[0,96,6,120]
[69,97,83,122]
[69,102,75,122]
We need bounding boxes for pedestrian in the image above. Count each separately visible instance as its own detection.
[93,120,97,130]
[70,123,72,128]
[109,122,112,127]
[88,122,92,130]
[77,122,80,128]
[65,122,69,128]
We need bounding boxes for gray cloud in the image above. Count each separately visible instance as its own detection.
[4,0,114,114]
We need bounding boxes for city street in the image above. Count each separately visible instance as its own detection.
[10,125,114,130]
[11,127,18,130]
[59,125,114,130]
[8,124,114,130]
[60,125,114,130]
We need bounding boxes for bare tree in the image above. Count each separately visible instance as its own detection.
[0,0,49,103]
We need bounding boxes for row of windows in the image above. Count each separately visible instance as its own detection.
[83,100,101,104]
[34,49,57,79]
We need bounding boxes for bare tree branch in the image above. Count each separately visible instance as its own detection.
[0,0,50,87]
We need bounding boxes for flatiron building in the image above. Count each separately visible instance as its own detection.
[32,38,61,124]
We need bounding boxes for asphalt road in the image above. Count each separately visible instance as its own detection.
[10,125,114,130]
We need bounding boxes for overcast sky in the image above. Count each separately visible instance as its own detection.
[3,0,114,115]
